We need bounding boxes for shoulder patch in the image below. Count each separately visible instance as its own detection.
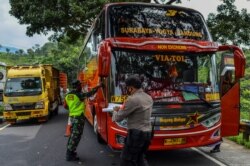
[67,94,74,100]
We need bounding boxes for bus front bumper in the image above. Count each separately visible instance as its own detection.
[108,123,222,151]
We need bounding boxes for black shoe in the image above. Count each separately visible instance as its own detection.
[210,148,220,153]
[66,151,80,161]
[73,151,78,157]
[66,155,80,161]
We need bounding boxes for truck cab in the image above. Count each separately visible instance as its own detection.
[3,65,60,124]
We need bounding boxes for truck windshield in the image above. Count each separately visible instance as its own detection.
[4,77,42,97]
[109,50,220,104]
[108,4,210,40]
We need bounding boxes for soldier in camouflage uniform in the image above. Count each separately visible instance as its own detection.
[64,80,102,161]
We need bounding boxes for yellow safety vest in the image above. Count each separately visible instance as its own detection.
[65,93,85,116]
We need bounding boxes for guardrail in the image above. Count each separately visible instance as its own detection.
[240,120,250,142]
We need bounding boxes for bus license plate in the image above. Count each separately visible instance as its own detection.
[164,138,186,145]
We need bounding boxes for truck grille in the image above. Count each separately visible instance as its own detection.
[11,103,36,110]
[16,112,31,116]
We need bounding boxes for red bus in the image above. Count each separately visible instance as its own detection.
[79,2,246,150]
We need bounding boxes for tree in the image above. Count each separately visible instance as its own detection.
[207,0,250,46]
[5,48,10,54]
[9,0,181,42]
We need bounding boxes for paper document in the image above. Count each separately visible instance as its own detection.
[102,103,122,112]
[182,92,199,101]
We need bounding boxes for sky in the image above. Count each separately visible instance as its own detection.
[0,0,250,51]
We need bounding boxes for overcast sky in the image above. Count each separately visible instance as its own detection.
[0,0,250,50]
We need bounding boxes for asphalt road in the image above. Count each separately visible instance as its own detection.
[0,106,249,166]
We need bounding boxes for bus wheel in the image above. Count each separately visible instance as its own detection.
[93,114,106,144]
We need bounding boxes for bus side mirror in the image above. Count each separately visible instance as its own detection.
[98,41,111,77]
[234,50,246,79]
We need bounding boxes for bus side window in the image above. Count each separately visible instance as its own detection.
[221,70,235,95]
[93,12,105,51]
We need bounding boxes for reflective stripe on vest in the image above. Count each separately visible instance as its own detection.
[65,94,85,116]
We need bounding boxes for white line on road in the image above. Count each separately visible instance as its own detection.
[191,147,227,166]
[0,123,11,131]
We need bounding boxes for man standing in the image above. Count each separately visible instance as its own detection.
[112,75,153,166]
[64,80,101,161]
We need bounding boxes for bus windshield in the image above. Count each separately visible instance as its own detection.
[108,4,210,40]
[110,50,220,103]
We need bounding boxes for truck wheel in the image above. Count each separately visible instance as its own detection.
[6,119,16,125]
[38,116,49,123]
[93,114,106,144]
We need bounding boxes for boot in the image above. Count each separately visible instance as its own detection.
[66,150,80,161]
[210,144,220,153]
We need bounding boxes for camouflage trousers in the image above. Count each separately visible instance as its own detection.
[67,116,85,153]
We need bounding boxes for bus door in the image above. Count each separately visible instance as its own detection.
[219,54,240,136]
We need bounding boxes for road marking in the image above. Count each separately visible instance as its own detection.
[191,147,227,166]
[0,124,11,131]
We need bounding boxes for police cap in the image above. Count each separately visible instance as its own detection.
[125,75,141,89]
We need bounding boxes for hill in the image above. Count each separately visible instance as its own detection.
[0,45,21,53]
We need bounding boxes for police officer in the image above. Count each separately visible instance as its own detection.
[112,75,153,166]
[64,80,102,161]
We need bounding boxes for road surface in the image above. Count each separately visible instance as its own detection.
[0,106,250,166]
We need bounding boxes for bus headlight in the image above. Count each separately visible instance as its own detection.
[35,101,44,109]
[4,103,13,111]
[201,113,221,128]
[115,119,127,129]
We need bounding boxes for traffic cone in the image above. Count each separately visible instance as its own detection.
[64,117,72,137]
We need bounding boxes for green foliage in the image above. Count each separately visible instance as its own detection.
[9,0,182,42]
[9,0,152,42]
[1,37,84,84]
[245,140,250,149]
[240,51,250,122]
[0,52,32,65]
[198,67,208,83]
[229,134,244,145]
[229,133,250,149]
[207,0,250,46]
